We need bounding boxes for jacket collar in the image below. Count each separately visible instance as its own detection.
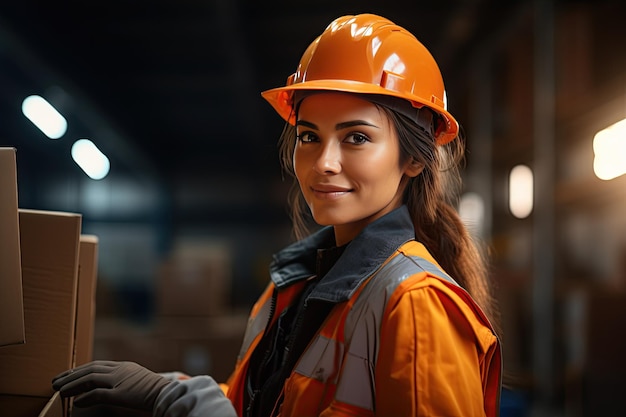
[269,205,416,303]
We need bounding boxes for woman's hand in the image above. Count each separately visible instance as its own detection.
[52,360,170,410]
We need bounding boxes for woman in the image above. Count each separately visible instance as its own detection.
[53,13,502,417]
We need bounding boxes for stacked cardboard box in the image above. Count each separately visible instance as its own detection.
[0,209,82,398]
[157,241,233,317]
[0,148,25,348]
[0,148,99,417]
[93,242,248,384]
[153,241,247,381]
[0,392,64,417]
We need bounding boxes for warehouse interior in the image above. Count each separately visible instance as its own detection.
[1,0,625,415]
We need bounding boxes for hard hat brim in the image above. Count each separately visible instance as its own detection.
[261,80,459,145]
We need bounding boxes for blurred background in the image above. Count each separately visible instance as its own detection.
[1,0,625,416]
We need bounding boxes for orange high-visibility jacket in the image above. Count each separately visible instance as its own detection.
[221,206,502,417]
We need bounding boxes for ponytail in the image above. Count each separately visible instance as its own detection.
[390,108,501,333]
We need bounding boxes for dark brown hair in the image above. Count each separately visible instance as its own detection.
[277,98,500,330]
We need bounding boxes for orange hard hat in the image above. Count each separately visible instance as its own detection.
[261,13,459,145]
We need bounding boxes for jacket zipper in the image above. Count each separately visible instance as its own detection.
[268,299,308,417]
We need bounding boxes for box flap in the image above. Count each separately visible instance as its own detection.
[74,235,99,366]
[39,391,65,417]
[0,147,25,347]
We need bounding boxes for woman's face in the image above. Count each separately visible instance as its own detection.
[294,92,421,246]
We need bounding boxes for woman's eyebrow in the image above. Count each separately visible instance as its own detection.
[296,119,380,130]
[336,120,380,130]
[295,120,317,129]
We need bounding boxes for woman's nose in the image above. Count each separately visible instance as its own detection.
[313,142,341,174]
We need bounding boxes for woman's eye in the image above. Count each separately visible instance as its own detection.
[297,132,318,143]
[345,133,369,145]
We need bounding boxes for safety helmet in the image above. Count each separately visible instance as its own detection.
[261,14,459,145]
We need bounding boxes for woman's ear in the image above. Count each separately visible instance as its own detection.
[404,159,425,177]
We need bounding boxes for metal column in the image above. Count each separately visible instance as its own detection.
[532,0,557,409]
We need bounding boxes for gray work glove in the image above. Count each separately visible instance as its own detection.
[52,360,170,410]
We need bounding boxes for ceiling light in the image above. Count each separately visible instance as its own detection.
[509,164,534,219]
[593,118,626,180]
[21,95,67,139]
[71,139,110,180]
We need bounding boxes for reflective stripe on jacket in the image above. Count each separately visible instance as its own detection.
[222,207,502,417]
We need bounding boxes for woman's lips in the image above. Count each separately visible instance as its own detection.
[311,185,352,200]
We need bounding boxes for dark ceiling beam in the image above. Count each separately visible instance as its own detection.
[209,0,264,133]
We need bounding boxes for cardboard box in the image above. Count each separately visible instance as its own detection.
[155,315,247,381]
[157,241,233,316]
[0,391,65,417]
[74,235,99,366]
[0,209,82,397]
[0,147,25,347]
